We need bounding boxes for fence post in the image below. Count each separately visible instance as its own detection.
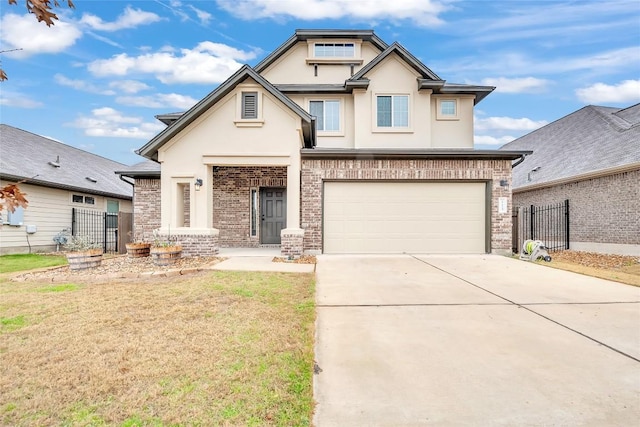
[529,204,535,240]
[72,208,77,236]
[103,212,108,253]
[564,199,570,250]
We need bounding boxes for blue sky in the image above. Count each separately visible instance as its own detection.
[1,0,639,165]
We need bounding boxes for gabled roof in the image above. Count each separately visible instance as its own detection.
[349,42,494,104]
[500,103,640,190]
[136,65,316,161]
[350,42,442,81]
[0,124,132,199]
[254,29,388,73]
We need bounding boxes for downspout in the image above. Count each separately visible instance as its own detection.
[119,175,135,186]
[512,154,527,168]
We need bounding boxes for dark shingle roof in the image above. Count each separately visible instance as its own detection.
[500,104,640,190]
[0,124,133,199]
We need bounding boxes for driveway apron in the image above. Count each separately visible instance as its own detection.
[313,254,640,426]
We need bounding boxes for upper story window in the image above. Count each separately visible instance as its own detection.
[376,95,409,128]
[310,100,340,132]
[314,43,355,58]
[436,99,459,120]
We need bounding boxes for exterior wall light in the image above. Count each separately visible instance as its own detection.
[194,178,203,191]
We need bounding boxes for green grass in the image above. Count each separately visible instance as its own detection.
[0,254,67,274]
[0,315,27,332]
[36,283,80,293]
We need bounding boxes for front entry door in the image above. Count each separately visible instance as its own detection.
[260,188,286,244]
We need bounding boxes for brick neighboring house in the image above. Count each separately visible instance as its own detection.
[501,103,640,256]
[119,29,529,257]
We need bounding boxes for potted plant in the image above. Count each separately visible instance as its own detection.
[64,235,103,270]
[125,231,151,258]
[150,229,182,266]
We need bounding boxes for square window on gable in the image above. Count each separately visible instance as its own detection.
[309,100,340,132]
[376,95,409,128]
[241,92,258,119]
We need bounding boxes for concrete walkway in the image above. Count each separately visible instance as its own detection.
[313,254,640,426]
[212,247,315,273]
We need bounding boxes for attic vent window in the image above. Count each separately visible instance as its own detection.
[86,176,97,183]
[241,92,258,119]
[314,43,355,58]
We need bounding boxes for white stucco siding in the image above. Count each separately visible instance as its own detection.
[353,54,434,149]
[0,181,131,254]
[261,41,382,85]
[157,81,305,231]
[431,95,475,148]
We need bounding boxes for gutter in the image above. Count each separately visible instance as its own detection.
[511,153,528,168]
[301,148,531,161]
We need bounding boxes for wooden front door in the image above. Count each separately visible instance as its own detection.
[260,188,286,244]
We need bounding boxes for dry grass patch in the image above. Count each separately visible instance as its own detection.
[541,250,640,287]
[0,271,315,426]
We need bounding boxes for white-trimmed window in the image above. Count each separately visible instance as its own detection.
[314,43,355,58]
[436,99,459,120]
[376,95,409,128]
[309,100,340,132]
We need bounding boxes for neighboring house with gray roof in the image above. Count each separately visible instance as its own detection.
[0,124,133,254]
[501,103,640,256]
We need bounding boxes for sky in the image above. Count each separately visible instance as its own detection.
[1,0,639,166]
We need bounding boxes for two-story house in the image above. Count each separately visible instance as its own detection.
[120,30,529,257]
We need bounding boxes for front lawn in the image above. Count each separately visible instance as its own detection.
[0,271,316,426]
[0,253,67,274]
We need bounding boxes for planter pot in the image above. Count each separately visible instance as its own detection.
[66,249,103,270]
[126,242,151,258]
[150,246,183,266]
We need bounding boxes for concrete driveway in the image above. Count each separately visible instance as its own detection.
[313,254,640,426]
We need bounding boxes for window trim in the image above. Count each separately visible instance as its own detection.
[235,88,264,127]
[436,98,460,120]
[307,98,344,136]
[306,39,363,65]
[373,93,413,133]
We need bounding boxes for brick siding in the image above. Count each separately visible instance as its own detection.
[301,158,513,254]
[213,166,287,247]
[133,178,161,242]
[513,169,640,245]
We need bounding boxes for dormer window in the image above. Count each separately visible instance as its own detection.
[314,43,355,58]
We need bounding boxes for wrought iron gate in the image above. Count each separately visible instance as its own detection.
[71,208,133,254]
[512,200,570,253]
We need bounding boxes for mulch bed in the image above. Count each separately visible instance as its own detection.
[272,255,317,264]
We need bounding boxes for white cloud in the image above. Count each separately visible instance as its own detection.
[116,93,197,109]
[474,135,516,146]
[0,13,82,57]
[475,116,548,131]
[479,77,551,94]
[54,74,116,95]
[188,5,213,25]
[0,91,43,108]
[69,107,165,139]
[575,80,640,104]
[215,0,450,26]
[109,80,152,94]
[87,42,259,84]
[80,6,162,32]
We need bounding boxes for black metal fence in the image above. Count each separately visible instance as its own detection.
[512,200,570,253]
[71,208,132,253]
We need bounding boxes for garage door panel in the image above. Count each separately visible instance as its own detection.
[324,182,486,254]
